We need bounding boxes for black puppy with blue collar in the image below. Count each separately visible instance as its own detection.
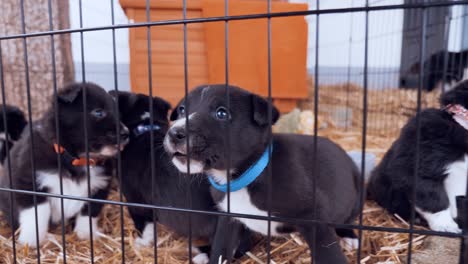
[111,91,252,264]
[164,85,361,263]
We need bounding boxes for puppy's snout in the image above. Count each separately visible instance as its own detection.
[169,127,186,142]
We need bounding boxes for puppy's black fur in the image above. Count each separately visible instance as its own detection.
[165,85,360,264]
[0,105,27,163]
[368,81,468,232]
[0,82,129,247]
[112,91,251,263]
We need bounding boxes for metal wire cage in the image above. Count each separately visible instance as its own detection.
[0,0,467,263]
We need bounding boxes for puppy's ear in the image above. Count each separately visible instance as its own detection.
[169,100,182,121]
[251,94,279,126]
[58,86,82,103]
[169,107,179,121]
[153,97,172,118]
[109,91,138,114]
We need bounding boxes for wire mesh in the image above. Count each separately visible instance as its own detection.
[0,0,467,263]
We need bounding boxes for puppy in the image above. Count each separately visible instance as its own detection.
[164,84,360,264]
[0,82,129,247]
[0,104,27,163]
[112,91,251,264]
[369,81,468,233]
[401,50,468,91]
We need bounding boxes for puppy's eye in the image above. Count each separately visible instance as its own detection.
[91,109,106,119]
[215,107,230,120]
[178,105,186,115]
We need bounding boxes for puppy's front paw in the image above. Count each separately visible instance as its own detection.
[192,253,209,264]
[74,215,100,240]
[18,230,40,248]
[134,223,155,249]
[418,208,462,234]
[18,203,51,248]
[134,236,154,248]
[430,220,461,234]
[340,237,359,251]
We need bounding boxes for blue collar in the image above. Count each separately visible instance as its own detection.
[208,144,273,192]
[132,124,161,137]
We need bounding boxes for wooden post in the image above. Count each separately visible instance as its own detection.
[0,0,74,119]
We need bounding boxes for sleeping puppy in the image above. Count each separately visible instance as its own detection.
[401,50,468,92]
[0,82,129,248]
[112,91,251,264]
[164,84,360,264]
[368,80,468,233]
[0,104,27,163]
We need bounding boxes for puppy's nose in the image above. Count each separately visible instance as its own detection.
[169,127,186,142]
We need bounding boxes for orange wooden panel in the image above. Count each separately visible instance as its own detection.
[133,39,205,53]
[135,53,207,66]
[202,0,308,99]
[120,0,306,111]
[120,0,203,11]
[133,77,207,106]
[134,27,205,42]
[121,0,209,103]
[132,9,204,27]
[134,64,208,78]
[274,99,298,113]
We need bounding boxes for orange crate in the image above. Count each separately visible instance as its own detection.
[120,0,308,112]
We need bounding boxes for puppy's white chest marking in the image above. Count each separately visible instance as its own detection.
[37,167,110,223]
[141,111,150,120]
[444,155,468,218]
[218,188,281,236]
[463,68,468,80]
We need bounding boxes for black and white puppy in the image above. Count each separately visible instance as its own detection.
[0,104,27,163]
[401,50,468,91]
[368,80,468,233]
[0,82,129,247]
[164,85,361,264]
[112,91,251,264]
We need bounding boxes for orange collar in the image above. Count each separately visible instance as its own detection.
[53,143,97,167]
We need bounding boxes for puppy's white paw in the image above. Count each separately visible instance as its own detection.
[74,215,100,240]
[134,236,153,248]
[18,229,40,248]
[417,207,461,234]
[18,203,51,248]
[134,223,155,249]
[430,220,461,234]
[340,237,359,251]
[192,253,209,264]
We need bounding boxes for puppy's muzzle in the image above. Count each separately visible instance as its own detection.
[168,127,186,144]
[165,126,205,174]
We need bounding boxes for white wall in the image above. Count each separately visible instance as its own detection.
[70,0,129,64]
[69,0,130,91]
[306,0,404,68]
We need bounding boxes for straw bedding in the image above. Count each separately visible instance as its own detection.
[0,84,447,263]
